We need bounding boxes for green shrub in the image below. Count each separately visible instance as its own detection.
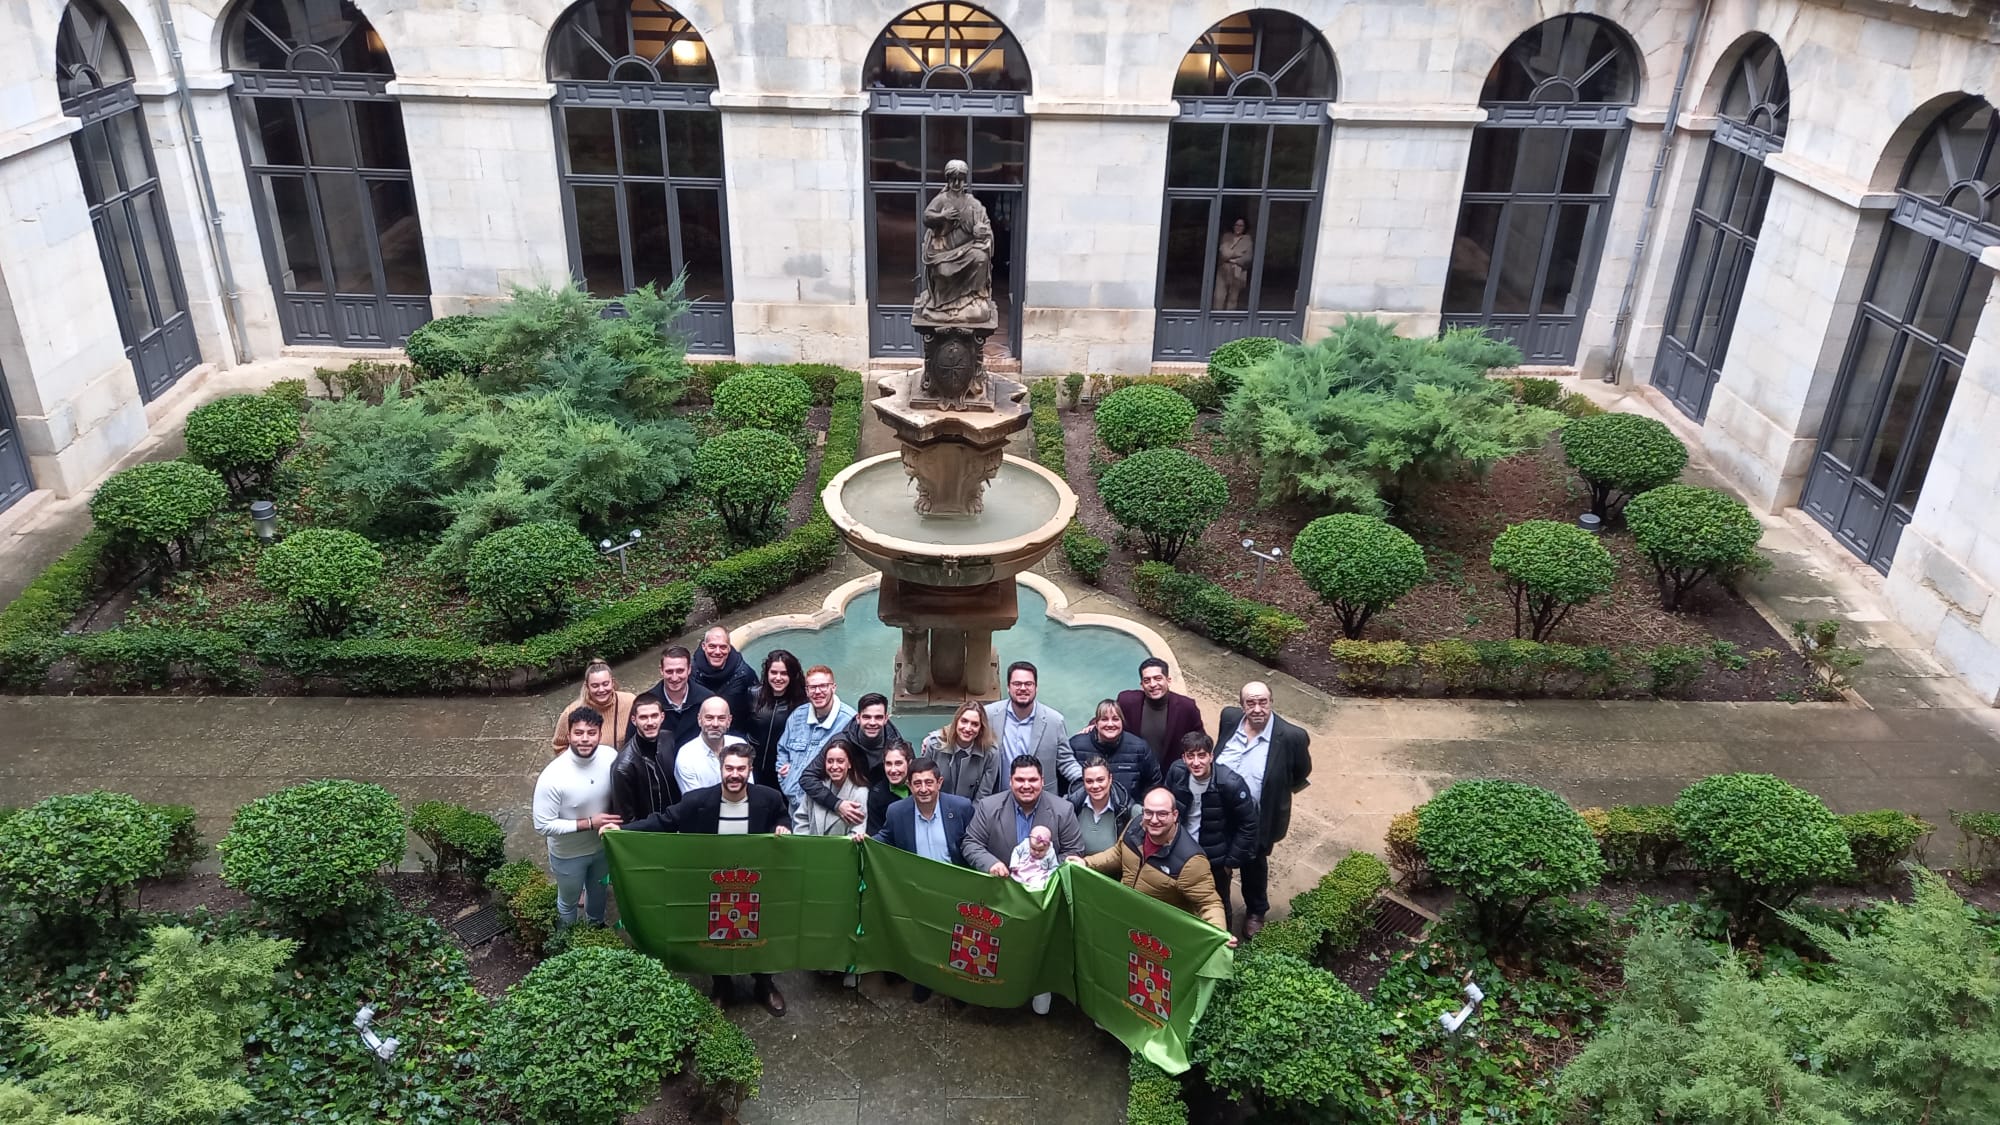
[1206,336,1283,398]
[1095,384,1197,454]
[1839,809,1932,882]
[1599,804,1682,879]
[712,367,813,432]
[263,378,309,414]
[1417,779,1605,948]
[1098,447,1227,563]
[217,779,406,921]
[1560,412,1689,521]
[323,358,418,403]
[1626,484,1765,611]
[149,801,204,876]
[402,314,485,379]
[1191,952,1386,1116]
[1029,379,1066,477]
[487,948,710,1125]
[509,874,560,954]
[1107,372,1220,413]
[409,801,506,883]
[693,428,805,542]
[1131,562,1306,660]
[90,460,229,572]
[254,527,384,637]
[1556,390,1606,419]
[0,530,107,645]
[1673,773,1853,922]
[1952,810,2000,882]
[183,393,302,495]
[1248,851,1388,961]
[693,1009,763,1119]
[1384,808,1428,888]
[0,791,173,924]
[1508,375,1564,408]
[1290,513,1427,639]
[302,386,460,538]
[1126,1056,1188,1125]
[546,923,629,955]
[1488,519,1616,640]
[1062,372,1086,408]
[688,361,847,407]
[1061,520,1109,584]
[487,858,542,899]
[466,521,599,637]
[700,518,840,611]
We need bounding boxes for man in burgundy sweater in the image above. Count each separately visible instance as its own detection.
[1116,657,1206,770]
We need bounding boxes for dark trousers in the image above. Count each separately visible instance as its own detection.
[1213,864,1235,930]
[1240,853,1271,918]
[717,973,776,997]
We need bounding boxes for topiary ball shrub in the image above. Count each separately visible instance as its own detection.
[1206,336,1283,399]
[255,527,384,637]
[487,947,710,1125]
[1061,519,1110,584]
[184,393,303,495]
[1191,952,1387,1118]
[1561,412,1688,521]
[0,791,172,927]
[402,314,486,379]
[1625,484,1764,611]
[465,520,599,637]
[1417,779,1605,949]
[712,368,813,433]
[1096,384,1198,454]
[693,428,806,543]
[90,460,229,573]
[693,1009,765,1120]
[1290,514,1427,639]
[1673,773,1853,924]
[1488,519,1616,641]
[1098,447,1228,563]
[217,779,406,922]
[409,800,506,883]
[1839,809,1934,883]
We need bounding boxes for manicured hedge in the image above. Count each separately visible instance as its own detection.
[1248,851,1389,962]
[1325,637,1753,699]
[1132,562,1305,661]
[1127,1056,1190,1125]
[1029,378,1066,477]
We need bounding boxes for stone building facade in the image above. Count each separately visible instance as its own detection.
[2,0,1998,698]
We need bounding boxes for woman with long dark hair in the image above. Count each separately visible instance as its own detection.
[746,649,806,791]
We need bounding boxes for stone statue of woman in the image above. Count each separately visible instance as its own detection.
[1216,218,1252,310]
[914,159,997,326]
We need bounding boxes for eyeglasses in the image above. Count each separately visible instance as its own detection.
[1140,810,1174,820]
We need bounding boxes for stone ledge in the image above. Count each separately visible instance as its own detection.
[1023,98,1179,120]
[1766,151,1901,210]
[710,92,866,114]
[0,114,82,163]
[1327,103,1487,126]
[385,79,555,104]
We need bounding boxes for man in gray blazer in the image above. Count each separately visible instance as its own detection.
[984,661,1077,795]
[960,754,1085,1016]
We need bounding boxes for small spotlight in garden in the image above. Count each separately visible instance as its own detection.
[1241,537,1283,588]
[250,500,278,542]
[353,1004,399,1062]
[1438,976,1485,1034]
[1576,512,1604,535]
[599,528,643,575]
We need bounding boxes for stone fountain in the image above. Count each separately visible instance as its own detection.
[822,159,1077,705]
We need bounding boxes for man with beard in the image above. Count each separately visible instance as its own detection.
[1117,657,1206,769]
[983,662,1075,794]
[1072,787,1232,939]
[606,745,791,1015]
[800,692,903,828]
[645,645,716,749]
[609,693,677,825]
[675,696,747,794]
[775,665,853,812]
[962,756,1085,1016]
[531,706,621,929]
[694,626,759,733]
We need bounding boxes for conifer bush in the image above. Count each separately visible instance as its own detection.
[255,528,384,637]
[1488,519,1616,640]
[465,521,599,636]
[1626,484,1764,610]
[1096,384,1198,454]
[693,427,806,541]
[1673,772,1853,922]
[1289,513,1427,638]
[712,367,813,433]
[1560,412,1688,520]
[1097,447,1228,562]
[184,393,302,495]
[1416,779,1605,948]
[90,460,229,573]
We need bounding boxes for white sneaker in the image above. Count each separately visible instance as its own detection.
[843,972,858,988]
[1031,992,1052,1015]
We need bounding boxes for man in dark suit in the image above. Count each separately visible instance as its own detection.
[607,744,791,1015]
[1215,681,1314,939]
[1117,657,1206,770]
[868,756,973,867]
[961,755,1086,1016]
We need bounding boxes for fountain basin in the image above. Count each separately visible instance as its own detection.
[823,452,1077,588]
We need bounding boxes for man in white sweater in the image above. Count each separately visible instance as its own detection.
[533,705,622,927]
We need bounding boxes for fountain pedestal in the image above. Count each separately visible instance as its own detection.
[878,575,1015,705]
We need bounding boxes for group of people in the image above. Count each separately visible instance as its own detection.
[530,627,1314,1018]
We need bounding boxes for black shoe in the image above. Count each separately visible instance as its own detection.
[912,984,932,1003]
[760,984,787,1017]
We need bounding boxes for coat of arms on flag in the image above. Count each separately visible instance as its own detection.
[706,868,762,945]
[1126,929,1173,1023]
[947,901,1004,982]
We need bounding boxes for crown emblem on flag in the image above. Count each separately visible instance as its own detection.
[957,902,1003,929]
[1128,929,1172,959]
[710,868,761,888]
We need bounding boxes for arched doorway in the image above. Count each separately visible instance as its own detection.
[1441,14,1639,363]
[863,3,1029,358]
[58,0,202,401]
[1803,98,1999,572]
[548,0,733,353]
[1652,37,1788,421]
[226,0,432,346]
[1153,9,1335,361]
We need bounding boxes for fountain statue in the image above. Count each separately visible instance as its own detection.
[822,160,1076,706]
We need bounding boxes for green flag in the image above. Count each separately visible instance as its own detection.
[1065,862,1236,1073]
[603,830,860,975]
[854,838,1072,1008]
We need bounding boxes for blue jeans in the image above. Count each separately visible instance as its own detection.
[548,847,609,927]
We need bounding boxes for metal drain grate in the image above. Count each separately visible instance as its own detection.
[1367,897,1434,939]
[449,904,508,947]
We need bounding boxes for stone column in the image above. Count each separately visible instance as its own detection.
[1697,154,1897,512]
[1614,110,1717,390]
[132,80,237,381]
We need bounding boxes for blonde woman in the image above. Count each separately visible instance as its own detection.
[922,700,1002,801]
[551,660,636,754]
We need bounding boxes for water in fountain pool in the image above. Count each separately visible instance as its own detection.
[833,460,1061,544]
[739,584,1150,727]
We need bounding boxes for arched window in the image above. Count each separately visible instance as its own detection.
[549,0,732,354]
[1804,98,1999,572]
[58,0,202,400]
[1154,10,1335,360]
[1652,38,1788,421]
[864,3,1029,357]
[226,0,431,346]
[1441,15,1639,363]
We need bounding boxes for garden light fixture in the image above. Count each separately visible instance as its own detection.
[353,1004,399,1062]
[1241,537,1283,588]
[1438,976,1485,1034]
[599,528,643,574]
[249,500,277,542]
[1576,512,1604,535]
